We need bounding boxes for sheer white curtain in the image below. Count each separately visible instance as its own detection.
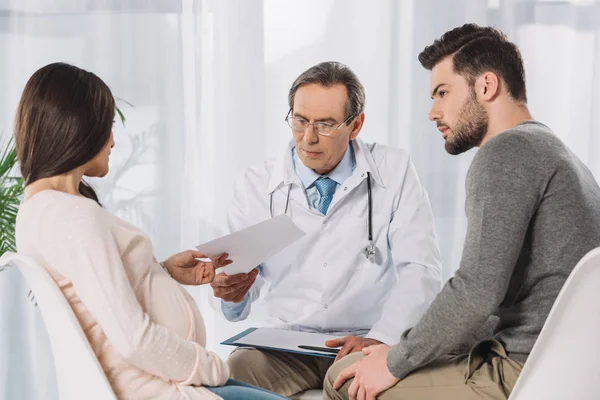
[1,0,599,398]
[0,2,187,398]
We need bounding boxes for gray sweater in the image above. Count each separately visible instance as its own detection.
[387,121,600,379]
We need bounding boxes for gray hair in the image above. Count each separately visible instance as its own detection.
[287,61,366,119]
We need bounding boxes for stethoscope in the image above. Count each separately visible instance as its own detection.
[269,172,376,260]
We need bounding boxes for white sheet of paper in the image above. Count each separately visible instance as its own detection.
[195,215,305,275]
[231,327,342,353]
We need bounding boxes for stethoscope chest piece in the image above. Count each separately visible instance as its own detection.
[365,240,376,260]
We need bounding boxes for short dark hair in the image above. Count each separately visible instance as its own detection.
[288,61,365,118]
[15,62,115,205]
[418,23,527,102]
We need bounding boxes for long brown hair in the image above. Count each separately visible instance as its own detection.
[14,62,115,204]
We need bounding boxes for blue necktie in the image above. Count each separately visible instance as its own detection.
[313,177,337,215]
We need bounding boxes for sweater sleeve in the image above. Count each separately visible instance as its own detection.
[386,133,547,379]
[41,201,229,387]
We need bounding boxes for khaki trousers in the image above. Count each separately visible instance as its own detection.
[324,339,523,400]
[227,348,335,397]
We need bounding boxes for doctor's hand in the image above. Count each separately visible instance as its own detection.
[210,268,259,303]
[325,336,383,362]
[162,250,232,286]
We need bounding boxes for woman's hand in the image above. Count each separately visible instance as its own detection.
[162,250,232,285]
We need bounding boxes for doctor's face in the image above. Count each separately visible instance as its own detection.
[291,83,364,175]
[428,57,488,155]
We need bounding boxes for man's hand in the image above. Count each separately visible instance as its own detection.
[163,250,232,285]
[325,336,383,361]
[333,344,400,400]
[210,268,259,303]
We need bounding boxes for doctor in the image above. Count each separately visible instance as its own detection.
[210,61,442,397]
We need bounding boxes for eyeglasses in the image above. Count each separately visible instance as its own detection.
[285,111,355,137]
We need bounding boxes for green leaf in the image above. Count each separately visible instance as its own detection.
[116,106,126,127]
[0,137,24,258]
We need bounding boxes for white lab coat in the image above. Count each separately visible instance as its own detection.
[224,138,442,345]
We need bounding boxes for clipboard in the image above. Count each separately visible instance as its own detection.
[221,327,342,359]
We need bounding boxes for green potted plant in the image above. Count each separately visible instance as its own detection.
[0,138,24,260]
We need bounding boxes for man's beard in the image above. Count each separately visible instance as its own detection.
[444,89,489,155]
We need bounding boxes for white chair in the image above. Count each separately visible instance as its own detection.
[509,247,600,400]
[0,252,116,400]
[290,389,323,399]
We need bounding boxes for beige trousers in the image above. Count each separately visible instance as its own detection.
[324,339,523,400]
[227,348,335,397]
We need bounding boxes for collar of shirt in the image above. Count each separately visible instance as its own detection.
[266,138,385,194]
[292,143,356,190]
